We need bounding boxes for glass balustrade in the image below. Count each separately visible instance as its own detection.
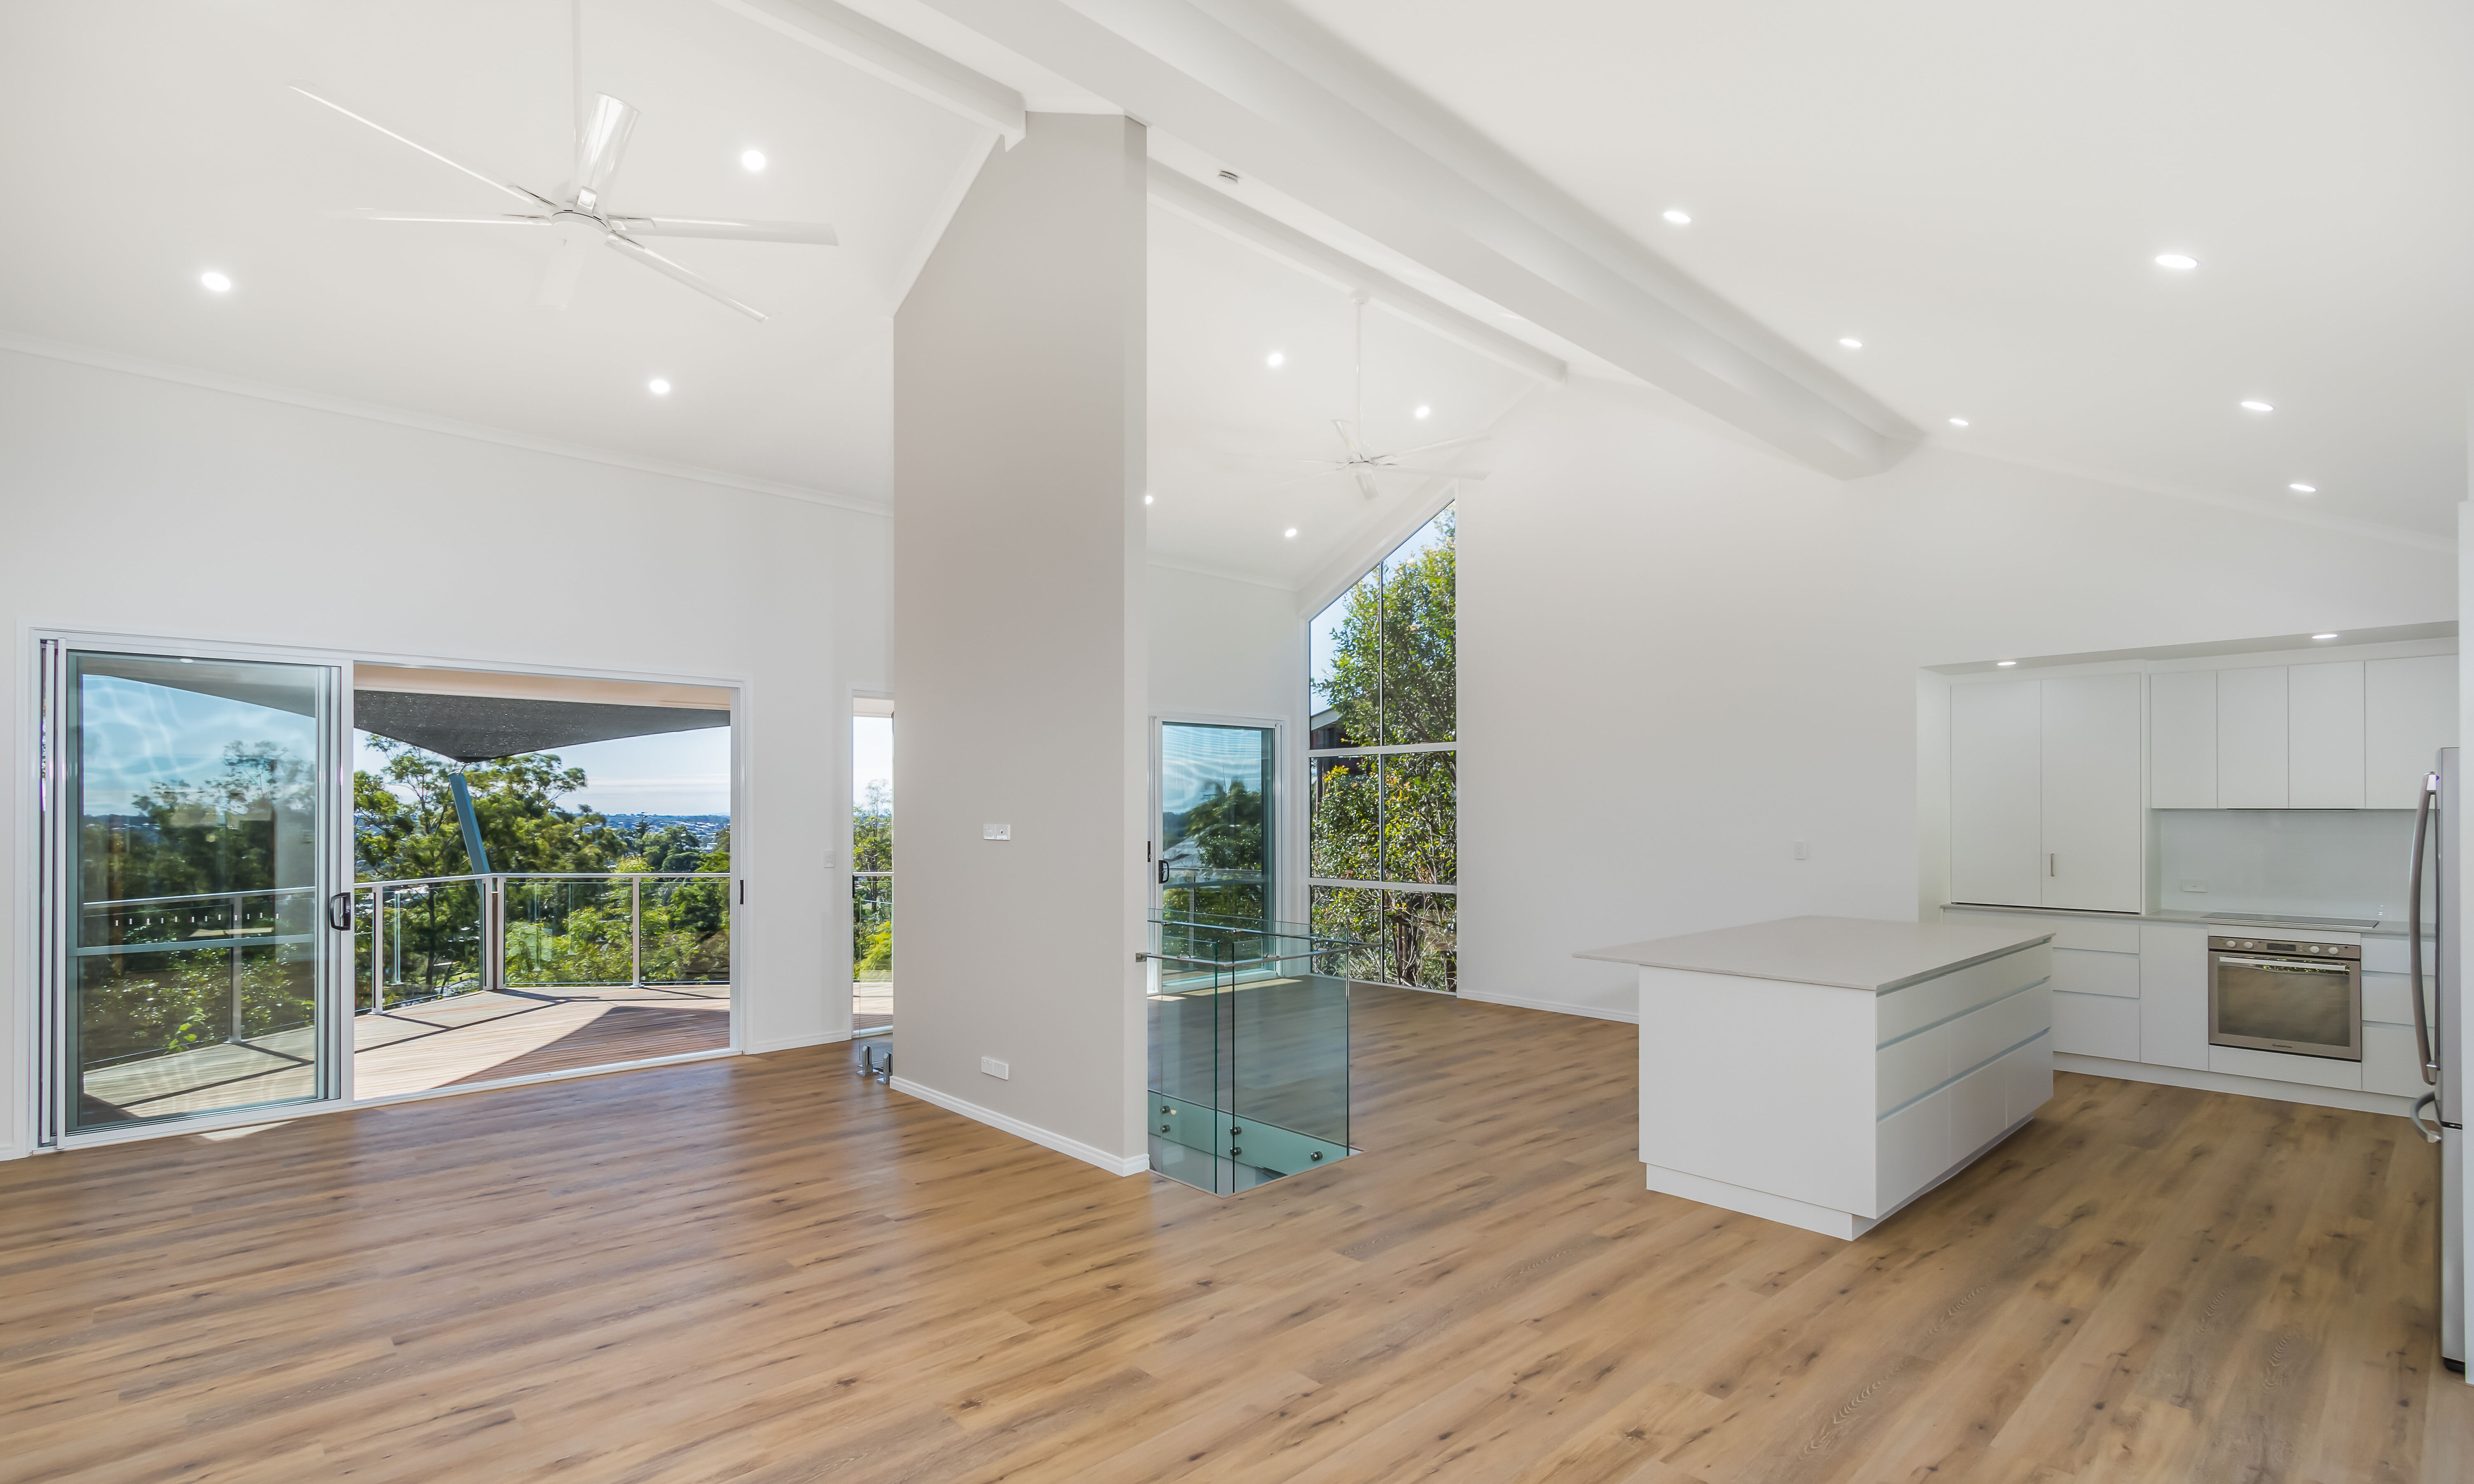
[1146,912,1358,1195]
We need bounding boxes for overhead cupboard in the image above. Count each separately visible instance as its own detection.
[1947,654,2457,913]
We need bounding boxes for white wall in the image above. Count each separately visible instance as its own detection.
[0,348,886,1159]
[892,114,1151,1174]
[1462,376,2457,1022]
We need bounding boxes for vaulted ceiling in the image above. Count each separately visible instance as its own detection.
[3,0,2465,581]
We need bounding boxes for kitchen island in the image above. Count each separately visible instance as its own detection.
[1579,916,2054,1239]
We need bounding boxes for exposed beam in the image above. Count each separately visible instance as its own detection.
[1147,163,1563,385]
[703,0,1026,146]
[904,0,1921,477]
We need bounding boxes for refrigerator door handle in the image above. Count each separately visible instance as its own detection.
[2411,1092,2443,1145]
[2411,771,2441,1085]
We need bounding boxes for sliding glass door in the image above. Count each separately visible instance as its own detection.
[1157,722,1275,931]
[45,646,344,1136]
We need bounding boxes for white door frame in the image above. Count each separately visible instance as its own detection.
[21,626,750,1153]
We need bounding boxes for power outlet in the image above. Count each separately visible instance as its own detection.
[983,823,1011,840]
[981,1056,1010,1079]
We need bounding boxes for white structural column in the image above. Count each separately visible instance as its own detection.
[892,113,1150,1175]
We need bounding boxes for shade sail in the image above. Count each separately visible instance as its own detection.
[354,690,729,763]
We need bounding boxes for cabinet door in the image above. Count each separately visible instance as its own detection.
[2287,661,2365,808]
[2149,670,2217,808]
[1949,681,2042,907]
[2040,674,2143,911]
[2217,666,2289,808]
[2366,655,2456,808]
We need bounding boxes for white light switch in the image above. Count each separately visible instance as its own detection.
[983,823,1011,840]
[981,1056,1010,1079]
[1793,840,1808,861]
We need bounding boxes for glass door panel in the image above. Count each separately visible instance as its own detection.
[58,651,338,1133]
[1159,723,1273,931]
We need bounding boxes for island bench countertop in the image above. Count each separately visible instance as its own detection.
[1575,915,2054,994]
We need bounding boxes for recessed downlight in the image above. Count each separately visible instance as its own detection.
[1996,660,2018,668]
[1838,336,1863,350]
[1284,527,1298,539]
[2154,252,2199,271]
[1143,494,1154,505]
[1662,208,1691,226]
[1947,417,1970,428]
[2289,482,2317,494]
[2240,399,2274,413]
[1265,351,1285,368]
[741,149,766,172]
[2312,633,2340,641]
[648,378,671,395]
[1414,405,1431,420]
[200,270,232,292]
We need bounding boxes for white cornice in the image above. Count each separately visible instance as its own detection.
[0,332,892,518]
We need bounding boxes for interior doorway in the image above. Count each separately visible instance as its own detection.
[852,697,893,1037]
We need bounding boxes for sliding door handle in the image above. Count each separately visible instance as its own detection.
[326,891,353,931]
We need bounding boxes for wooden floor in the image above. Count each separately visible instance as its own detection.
[3,986,2469,1483]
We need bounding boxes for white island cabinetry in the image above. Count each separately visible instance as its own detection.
[1582,917,2052,1240]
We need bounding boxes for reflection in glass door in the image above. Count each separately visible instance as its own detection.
[46,648,341,1135]
[1158,722,1274,931]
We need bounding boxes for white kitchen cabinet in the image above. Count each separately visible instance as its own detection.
[2039,675,2144,911]
[2362,1023,2427,1098]
[1949,682,2042,907]
[2216,666,2289,808]
[2366,656,2456,808]
[2051,947,2139,998]
[2149,670,2217,809]
[2137,922,2210,1070]
[2052,990,2140,1059]
[1949,677,2141,912]
[2287,661,2366,808]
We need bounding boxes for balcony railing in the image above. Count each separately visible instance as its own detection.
[354,872,730,1015]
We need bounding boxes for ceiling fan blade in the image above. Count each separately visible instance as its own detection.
[609,216,838,246]
[1379,466,1492,480]
[1331,419,1365,458]
[574,94,640,210]
[327,208,551,226]
[1383,434,1492,460]
[1270,466,1351,487]
[538,233,588,309]
[605,233,767,321]
[1353,469,1380,501]
[290,85,544,207]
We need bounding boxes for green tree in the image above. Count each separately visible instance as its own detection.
[354,739,614,882]
[852,779,892,977]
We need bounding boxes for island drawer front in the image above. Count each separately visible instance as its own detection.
[1876,1032,2052,1216]
[1876,983,2052,1116]
[1877,943,2052,1046]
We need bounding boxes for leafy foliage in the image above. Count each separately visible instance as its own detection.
[853,778,892,978]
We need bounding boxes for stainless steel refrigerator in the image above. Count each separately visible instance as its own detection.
[2412,747,2469,1376]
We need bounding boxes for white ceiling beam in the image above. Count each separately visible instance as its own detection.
[1146,164,1564,385]
[901,0,1920,477]
[703,0,1026,146]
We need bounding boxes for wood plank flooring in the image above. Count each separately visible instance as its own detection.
[2,985,2468,1483]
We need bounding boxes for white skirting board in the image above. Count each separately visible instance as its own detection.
[887,1076,1150,1177]
[1645,1112,2037,1241]
[2054,1053,2421,1118]
[1458,989,1638,1024]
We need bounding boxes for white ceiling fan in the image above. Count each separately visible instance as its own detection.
[294,2,833,322]
[1281,294,1490,499]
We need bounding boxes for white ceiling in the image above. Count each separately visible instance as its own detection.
[1274,0,2474,536]
[1146,204,1533,586]
[0,0,989,502]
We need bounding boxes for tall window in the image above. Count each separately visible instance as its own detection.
[1308,506,1455,990]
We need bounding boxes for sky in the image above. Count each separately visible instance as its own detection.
[355,726,733,816]
[78,675,315,815]
[854,715,892,808]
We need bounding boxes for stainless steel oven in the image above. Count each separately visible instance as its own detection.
[2208,936,2362,1061]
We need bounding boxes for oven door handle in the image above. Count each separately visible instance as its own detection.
[2213,955,2355,973]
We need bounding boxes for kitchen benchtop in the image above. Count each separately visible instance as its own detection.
[1577,915,2052,994]
[1941,902,2429,939]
